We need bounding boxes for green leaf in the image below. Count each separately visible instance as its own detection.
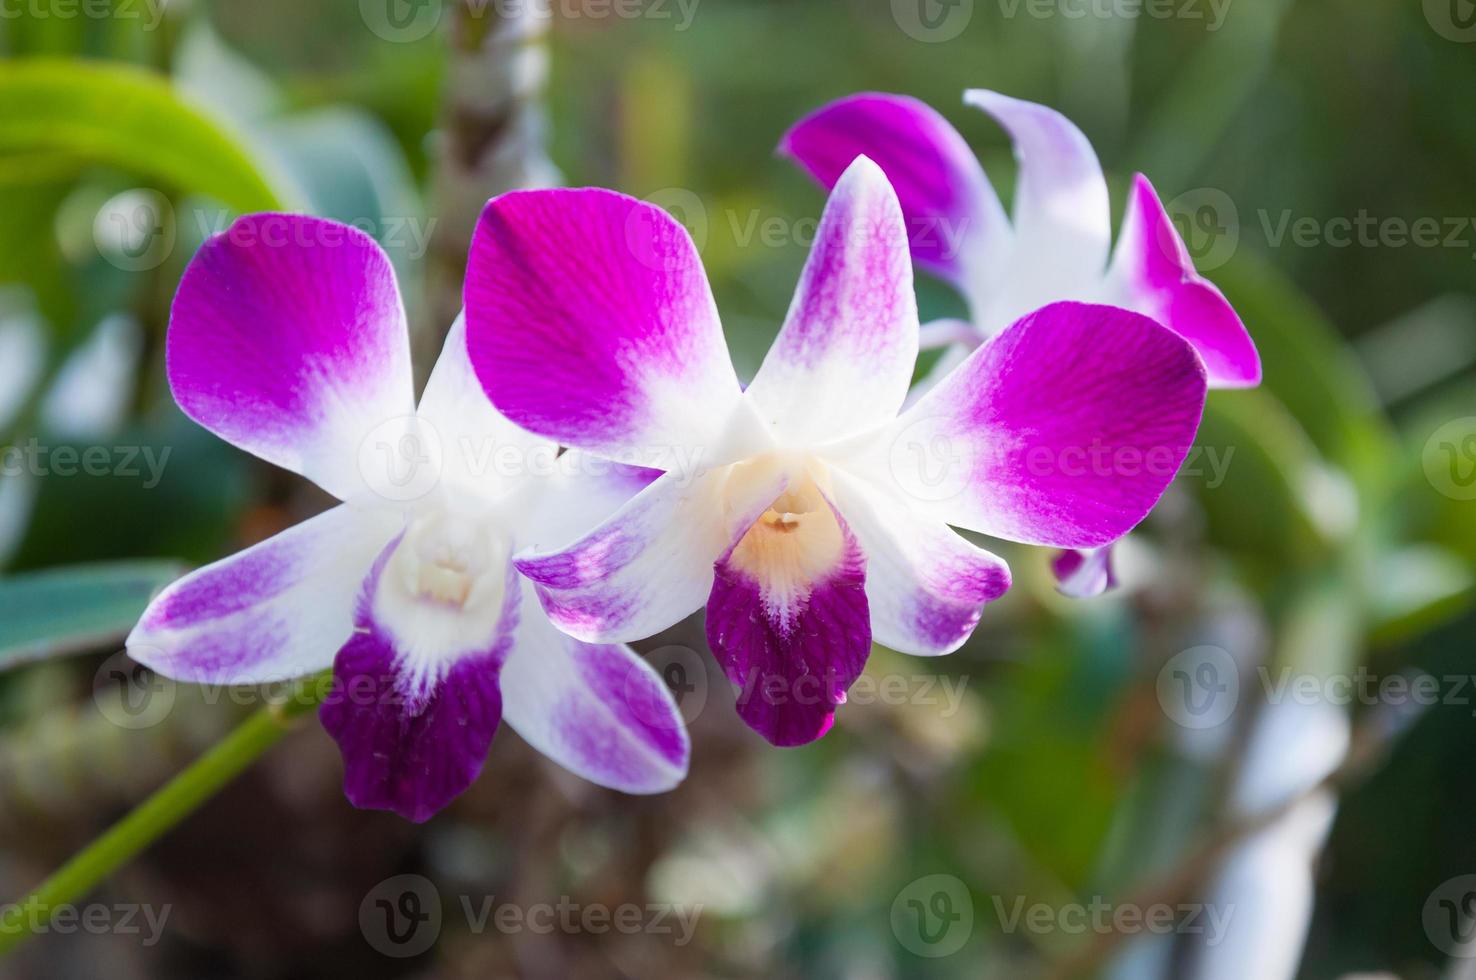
[1367,545,1474,646]
[0,560,184,669]
[1213,255,1399,496]
[0,58,287,213]
[1192,389,1332,576]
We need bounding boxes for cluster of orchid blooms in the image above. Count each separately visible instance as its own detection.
[127,90,1259,822]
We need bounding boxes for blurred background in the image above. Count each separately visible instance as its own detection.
[1,0,1474,977]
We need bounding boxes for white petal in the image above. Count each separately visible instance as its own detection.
[128,503,400,683]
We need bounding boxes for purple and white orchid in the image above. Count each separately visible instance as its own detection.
[127,214,689,822]
[780,90,1261,596]
[462,157,1210,747]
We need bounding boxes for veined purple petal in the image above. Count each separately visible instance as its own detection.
[779,92,1008,289]
[465,188,744,462]
[516,463,788,644]
[964,90,1111,312]
[1052,546,1117,598]
[743,157,920,445]
[1107,175,1261,388]
[883,301,1207,550]
[127,503,399,684]
[319,542,519,823]
[828,469,1009,656]
[501,580,689,793]
[706,479,871,747]
[168,214,415,500]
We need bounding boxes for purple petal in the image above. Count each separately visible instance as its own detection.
[890,301,1208,549]
[743,157,920,444]
[964,90,1111,307]
[829,469,1010,656]
[319,543,519,823]
[1052,546,1117,598]
[501,580,689,793]
[127,504,398,684]
[779,92,1008,289]
[516,464,788,643]
[464,188,743,461]
[1107,174,1261,388]
[168,214,414,500]
[705,483,871,746]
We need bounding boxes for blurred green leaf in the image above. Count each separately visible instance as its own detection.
[0,58,287,213]
[0,559,183,668]
[1193,389,1330,577]
[1367,546,1474,646]
[1214,255,1398,496]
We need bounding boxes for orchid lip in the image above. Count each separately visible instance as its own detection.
[370,488,518,700]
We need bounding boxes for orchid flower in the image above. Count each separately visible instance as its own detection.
[126,214,689,822]
[461,158,1210,747]
[780,91,1262,597]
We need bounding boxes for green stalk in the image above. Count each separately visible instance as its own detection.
[0,673,332,956]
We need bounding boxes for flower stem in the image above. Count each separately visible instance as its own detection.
[0,673,332,956]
